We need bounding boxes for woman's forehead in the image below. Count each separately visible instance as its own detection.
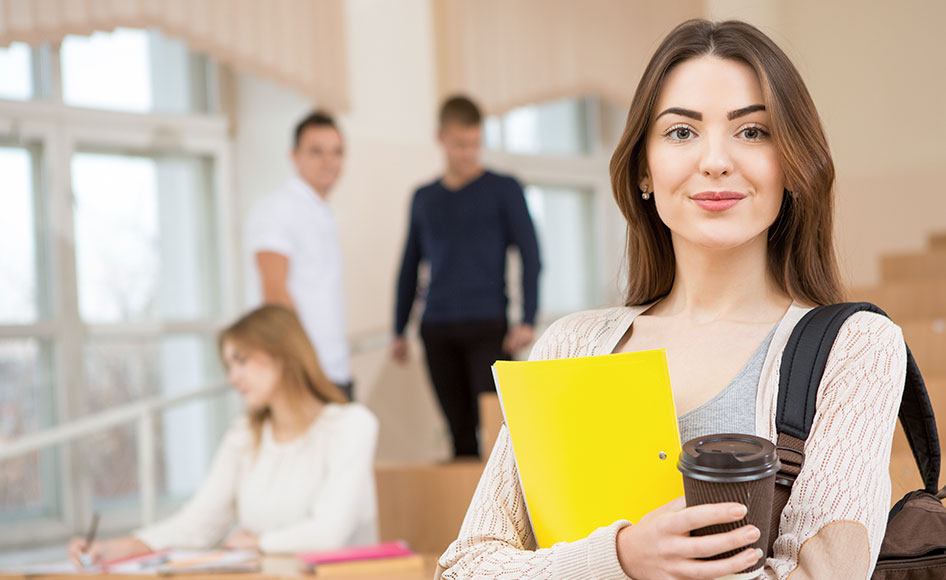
[654,56,764,117]
[222,337,248,355]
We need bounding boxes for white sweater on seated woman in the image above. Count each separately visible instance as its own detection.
[135,402,378,554]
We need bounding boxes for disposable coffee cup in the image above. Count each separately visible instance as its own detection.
[677,433,780,579]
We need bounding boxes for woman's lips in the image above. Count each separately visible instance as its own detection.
[690,191,746,212]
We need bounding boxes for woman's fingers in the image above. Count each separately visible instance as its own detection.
[677,546,764,580]
[88,542,106,565]
[67,538,105,568]
[676,524,760,559]
[659,502,747,535]
[67,538,86,568]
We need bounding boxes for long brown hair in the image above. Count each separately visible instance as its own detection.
[218,305,349,447]
[610,19,843,307]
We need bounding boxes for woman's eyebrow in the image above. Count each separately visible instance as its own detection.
[655,107,701,121]
[728,104,766,120]
[654,104,766,122]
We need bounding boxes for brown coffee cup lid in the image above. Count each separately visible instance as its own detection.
[677,433,780,482]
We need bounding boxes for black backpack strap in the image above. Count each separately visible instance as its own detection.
[766,302,941,555]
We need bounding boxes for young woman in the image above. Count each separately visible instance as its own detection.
[436,19,905,580]
[68,305,379,565]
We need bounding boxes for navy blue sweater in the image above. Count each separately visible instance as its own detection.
[395,171,541,335]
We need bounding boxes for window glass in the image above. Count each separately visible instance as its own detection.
[525,185,598,314]
[62,28,210,113]
[72,152,217,323]
[0,339,59,523]
[0,147,39,323]
[84,335,223,511]
[489,98,591,155]
[0,42,33,101]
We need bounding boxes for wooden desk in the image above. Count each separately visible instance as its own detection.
[0,555,438,580]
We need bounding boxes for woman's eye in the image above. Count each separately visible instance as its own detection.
[740,126,767,140]
[664,126,693,141]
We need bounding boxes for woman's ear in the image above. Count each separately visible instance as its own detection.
[638,170,651,192]
[636,154,651,191]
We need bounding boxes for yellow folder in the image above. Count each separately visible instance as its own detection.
[492,349,683,548]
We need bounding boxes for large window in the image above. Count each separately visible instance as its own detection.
[484,98,627,321]
[0,29,232,548]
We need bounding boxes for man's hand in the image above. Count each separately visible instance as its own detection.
[255,251,295,309]
[502,324,535,355]
[390,336,409,364]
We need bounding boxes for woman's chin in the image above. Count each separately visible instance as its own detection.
[242,398,266,412]
[675,227,769,253]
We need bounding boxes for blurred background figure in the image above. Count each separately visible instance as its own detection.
[245,112,355,400]
[391,95,541,459]
[66,305,377,565]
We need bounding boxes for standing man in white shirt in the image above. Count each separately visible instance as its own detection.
[244,111,353,399]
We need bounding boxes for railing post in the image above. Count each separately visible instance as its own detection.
[137,410,156,526]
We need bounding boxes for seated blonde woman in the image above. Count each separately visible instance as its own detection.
[69,305,378,565]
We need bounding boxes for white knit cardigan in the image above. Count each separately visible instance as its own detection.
[436,303,907,580]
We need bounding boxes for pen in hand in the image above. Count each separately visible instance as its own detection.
[78,512,100,569]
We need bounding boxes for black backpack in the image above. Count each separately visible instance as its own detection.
[769,302,946,577]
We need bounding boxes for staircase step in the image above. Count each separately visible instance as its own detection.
[900,320,946,376]
[881,249,946,282]
[851,280,946,322]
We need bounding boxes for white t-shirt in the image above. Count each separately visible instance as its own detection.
[244,177,351,384]
[135,403,379,553]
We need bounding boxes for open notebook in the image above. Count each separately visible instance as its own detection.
[493,349,683,547]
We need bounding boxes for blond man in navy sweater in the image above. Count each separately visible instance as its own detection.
[391,96,541,459]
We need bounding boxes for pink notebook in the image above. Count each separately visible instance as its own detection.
[297,541,414,565]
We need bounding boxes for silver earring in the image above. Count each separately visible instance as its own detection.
[641,185,651,200]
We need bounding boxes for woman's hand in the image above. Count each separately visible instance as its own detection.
[67,536,151,569]
[616,497,763,580]
[223,529,260,550]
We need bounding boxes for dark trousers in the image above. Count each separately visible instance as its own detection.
[420,319,510,458]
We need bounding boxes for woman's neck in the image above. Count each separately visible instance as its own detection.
[267,392,325,442]
[651,233,791,324]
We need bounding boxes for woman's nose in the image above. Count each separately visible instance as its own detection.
[699,134,733,178]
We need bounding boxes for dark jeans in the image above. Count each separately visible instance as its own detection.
[420,319,510,458]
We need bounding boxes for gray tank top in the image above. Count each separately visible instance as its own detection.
[676,327,776,445]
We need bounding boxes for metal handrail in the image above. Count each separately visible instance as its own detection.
[0,384,230,462]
